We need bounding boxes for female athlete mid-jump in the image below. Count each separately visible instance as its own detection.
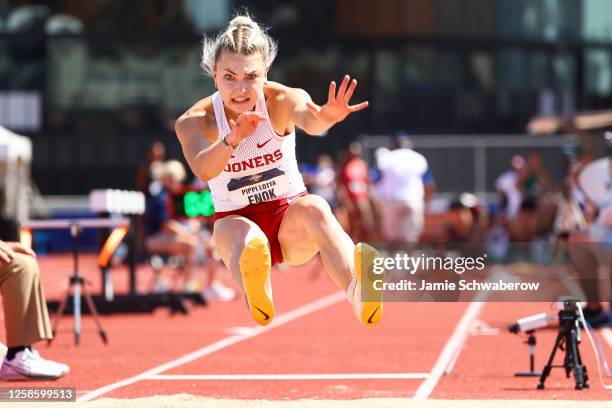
[175,14,382,327]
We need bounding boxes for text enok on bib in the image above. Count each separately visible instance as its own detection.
[227,168,289,207]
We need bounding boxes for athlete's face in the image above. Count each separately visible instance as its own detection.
[213,51,267,115]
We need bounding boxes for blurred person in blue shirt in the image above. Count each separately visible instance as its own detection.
[144,160,199,292]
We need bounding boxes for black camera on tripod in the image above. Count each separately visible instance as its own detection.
[538,296,589,390]
[560,298,580,313]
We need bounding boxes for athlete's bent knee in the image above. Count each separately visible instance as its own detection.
[214,218,249,243]
[302,196,333,222]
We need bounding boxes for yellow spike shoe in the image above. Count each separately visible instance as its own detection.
[353,243,383,327]
[239,238,274,325]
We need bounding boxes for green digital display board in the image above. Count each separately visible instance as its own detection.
[169,188,215,218]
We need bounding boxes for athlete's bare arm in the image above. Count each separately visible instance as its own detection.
[175,98,266,181]
[287,74,369,135]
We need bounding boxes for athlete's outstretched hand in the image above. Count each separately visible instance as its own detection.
[227,111,267,147]
[306,75,369,124]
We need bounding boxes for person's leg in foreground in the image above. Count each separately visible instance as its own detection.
[0,245,69,380]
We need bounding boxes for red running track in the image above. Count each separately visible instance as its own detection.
[0,254,611,401]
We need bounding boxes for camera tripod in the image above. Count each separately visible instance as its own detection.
[538,306,588,390]
[49,223,108,346]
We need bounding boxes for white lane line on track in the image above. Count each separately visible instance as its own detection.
[224,326,256,335]
[601,328,612,349]
[147,373,429,381]
[412,301,485,400]
[77,291,346,402]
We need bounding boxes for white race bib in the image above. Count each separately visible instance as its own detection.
[227,168,289,207]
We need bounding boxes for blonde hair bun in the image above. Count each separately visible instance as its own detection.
[201,12,277,77]
[228,15,258,30]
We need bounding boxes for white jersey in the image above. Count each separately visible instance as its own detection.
[208,90,306,212]
[375,148,427,206]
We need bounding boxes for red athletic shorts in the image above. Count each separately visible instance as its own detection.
[213,191,309,265]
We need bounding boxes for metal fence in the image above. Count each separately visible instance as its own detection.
[359,134,578,194]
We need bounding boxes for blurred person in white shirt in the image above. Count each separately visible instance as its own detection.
[374,133,428,243]
[495,155,526,220]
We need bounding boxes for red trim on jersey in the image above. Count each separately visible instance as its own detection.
[213,191,309,265]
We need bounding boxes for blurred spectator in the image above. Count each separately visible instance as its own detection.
[484,210,511,262]
[447,193,490,244]
[553,182,587,240]
[552,181,587,264]
[496,153,540,242]
[374,133,428,243]
[0,241,69,380]
[519,150,556,239]
[446,199,473,243]
[136,141,167,260]
[311,154,338,210]
[337,142,376,242]
[569,149,597,221]
[495,154,526,220]
[144,160,198,292]
[521,150,554,200]
[136,141,166,195]
[465,194,490,248]
[422,168,436,206]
